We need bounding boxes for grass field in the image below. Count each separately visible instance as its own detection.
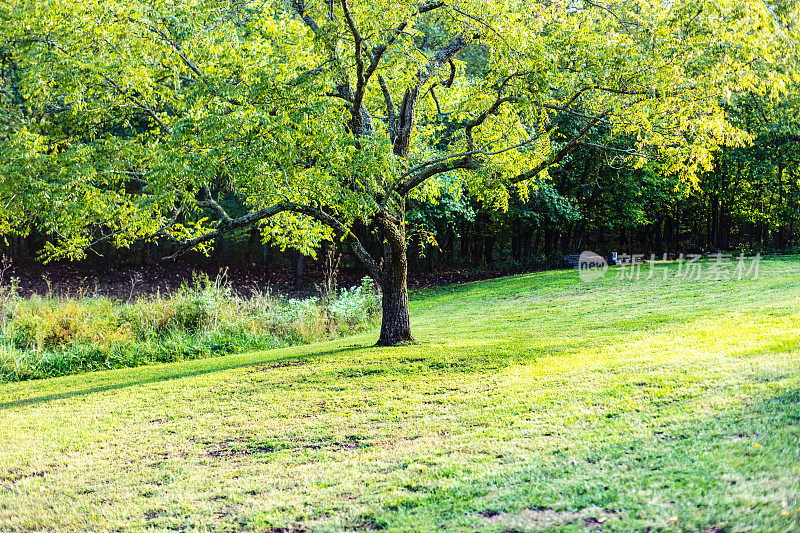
[1,258,799,532]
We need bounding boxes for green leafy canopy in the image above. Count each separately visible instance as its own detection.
[0,0,796,261]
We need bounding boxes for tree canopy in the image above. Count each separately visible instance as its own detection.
[1,0,797,343]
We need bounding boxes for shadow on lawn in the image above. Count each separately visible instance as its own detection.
[351,385,800,532]
[0,344,365,410]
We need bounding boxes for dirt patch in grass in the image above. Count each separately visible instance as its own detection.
[206,439,291,458]
[336,367,387,378]
[247,360,310,372]
[488,507,616,531]
[350,511,389,530]
[206,435,371,458]
[0,468,46,484]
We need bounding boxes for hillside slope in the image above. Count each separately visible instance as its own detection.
[1,259,799,531]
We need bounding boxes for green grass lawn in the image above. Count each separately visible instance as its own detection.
[1,258,799,532]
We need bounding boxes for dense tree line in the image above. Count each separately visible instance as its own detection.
[407,87,800,269]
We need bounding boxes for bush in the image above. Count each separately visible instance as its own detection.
[0,256,20,335]
[11,298,131,352]
[330,277,380,331]
[0,273,380,382]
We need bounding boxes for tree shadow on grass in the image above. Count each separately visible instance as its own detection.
[0,344,365,411]
[353,385,800,532]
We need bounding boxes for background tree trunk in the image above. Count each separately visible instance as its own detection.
[290,250,304,290]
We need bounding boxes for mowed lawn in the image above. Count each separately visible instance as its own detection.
[1,259,799,532]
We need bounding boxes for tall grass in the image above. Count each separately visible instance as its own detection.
[0,272,379,382]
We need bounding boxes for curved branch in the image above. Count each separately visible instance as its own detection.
[165,200,382,279]
[465,95,520,149]
[443,59,456,88]
[165,202,289,259]
[283,203,382,280]
[428,84,445,115]
[400,137,539,182]
[511,111,610,184]
[394,155,483,198]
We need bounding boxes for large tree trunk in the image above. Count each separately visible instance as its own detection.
[377,283,413,346]
[375,213,414,346]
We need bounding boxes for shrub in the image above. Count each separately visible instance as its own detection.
[10,297,131,352]
[330,277,380,331]
[0,256,19,335]
[0,273,380,382]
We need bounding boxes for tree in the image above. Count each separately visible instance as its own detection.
[0,0,791,344]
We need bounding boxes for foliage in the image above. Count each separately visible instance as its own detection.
[330,276,379,331]
[1,0,796,341]
[0,274,379,382]
[0,256,19,334]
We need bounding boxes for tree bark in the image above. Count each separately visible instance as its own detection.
[375,214,414,346]
[290,249,304,290]
[377,285,413,346]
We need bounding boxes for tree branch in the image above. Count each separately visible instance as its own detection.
[394,155,483,198]
[428,84,447,115]
[283,202,383,280]
[365,1,446,83]
[510,111,610,184]
[165,199,382,280]
[400,137,539,182]
[447,4,521,55]
[394,33,473,156]
[165,202,289,259]
[378,74,397,142]
[341,0,364,89]
[197,185,232,225]
[465,95,520,149]
[443,59,456,88]
[291,0,321,32]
